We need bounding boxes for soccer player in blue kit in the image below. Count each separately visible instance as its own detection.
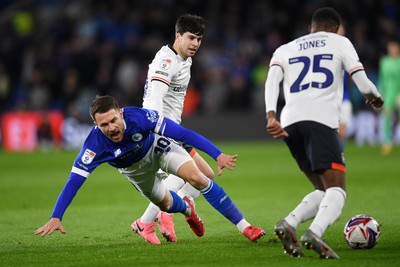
[35,95,264,243]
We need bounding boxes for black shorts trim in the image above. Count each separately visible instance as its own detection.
[283,121,345,173]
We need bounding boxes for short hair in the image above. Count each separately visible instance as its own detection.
[90,95,120,121]
[311,7,341,29]
[175,14,206,36]
[387,34,400,44]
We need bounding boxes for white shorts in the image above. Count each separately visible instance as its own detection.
[118,134,193,204]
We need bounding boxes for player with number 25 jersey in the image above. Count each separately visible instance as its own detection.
[267,31,379,129]
[265,7,383,259]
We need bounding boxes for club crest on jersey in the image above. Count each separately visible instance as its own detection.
[160,59,171,70]
[132,133,143,142]
[82,149,96,164]
[146,109,158,123]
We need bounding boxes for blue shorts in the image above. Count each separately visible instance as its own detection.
[283,121,346,173]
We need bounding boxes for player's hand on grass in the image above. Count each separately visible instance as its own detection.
[267,117,289,139]
[35,217,66,237]
[216,153,238,176]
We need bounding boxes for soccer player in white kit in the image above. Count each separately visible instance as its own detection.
[265,7,383,259]
[132,14,265,244]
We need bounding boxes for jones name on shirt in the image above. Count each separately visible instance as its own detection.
[298,39,326,51]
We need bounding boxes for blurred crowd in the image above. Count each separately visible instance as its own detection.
[0,0,398,127]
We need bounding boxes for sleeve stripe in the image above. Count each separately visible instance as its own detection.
[270,62,284,72]
[151,76,170,86]
[71,166,90,178]
[154,116,167,135]
[348,66,364,76]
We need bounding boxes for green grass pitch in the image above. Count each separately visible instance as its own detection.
[0,141,399,266]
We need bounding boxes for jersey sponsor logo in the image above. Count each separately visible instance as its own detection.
[82,149,96,164]
[155,70,169,77]
[133,143,143,152]
[132,133,143,142]
[146,109,158,123]
[160,59,171,70]
[172,85,187,92]
[77,161,89,170]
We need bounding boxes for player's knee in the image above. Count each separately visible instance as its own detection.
[204,170,215,180]
[186,170,208,190]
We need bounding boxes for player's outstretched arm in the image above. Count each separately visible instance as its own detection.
[216,153,238,176]
[35,218,66,237]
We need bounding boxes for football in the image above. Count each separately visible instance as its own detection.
[343,214,381,249]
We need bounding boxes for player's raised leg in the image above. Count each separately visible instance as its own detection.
[176,160,265,242]
[157,150,215,239]
[156,150,215,240]
[200,178,265,242]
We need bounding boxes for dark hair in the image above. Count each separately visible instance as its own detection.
[387,34,400,44]
[175,14,206,36]
[311,7,341,28]
[90,95,120,121]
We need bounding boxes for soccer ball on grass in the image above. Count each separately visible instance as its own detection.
[343,214,380,249]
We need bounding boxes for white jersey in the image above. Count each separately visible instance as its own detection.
[268,32,364,128]
[142,45,192,124]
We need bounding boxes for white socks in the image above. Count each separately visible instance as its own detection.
[236,219,251,233]
[309,187,346,237]
[141,203,161,223]
[141,173,201,223]
[163,174,185,193]
[285,190,325,229]
[178,182,201,199]
[162,173,200,199]
[141,174,183,223]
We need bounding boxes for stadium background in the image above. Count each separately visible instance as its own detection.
[0,0,398,150]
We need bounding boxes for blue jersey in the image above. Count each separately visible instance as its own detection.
[72,107,221,177]
[52,106,222,219]
[73,107,158,176]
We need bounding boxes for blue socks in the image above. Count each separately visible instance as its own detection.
[167,190,187,213]
[201,179,244,225]
[167,180,245,226]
